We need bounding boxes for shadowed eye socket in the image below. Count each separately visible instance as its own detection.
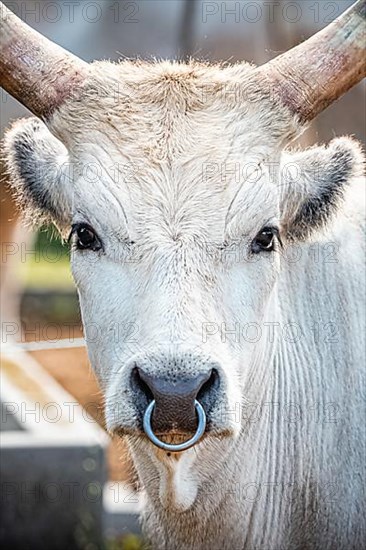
[251,226,280,254]
[69,223,102,252]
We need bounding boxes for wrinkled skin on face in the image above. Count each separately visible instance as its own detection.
[4,61,365,548]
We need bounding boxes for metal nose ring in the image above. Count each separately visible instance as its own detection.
[143,399,206,452]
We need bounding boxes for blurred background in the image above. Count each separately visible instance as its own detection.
[0,1,365,549]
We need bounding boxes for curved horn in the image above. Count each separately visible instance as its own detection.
[0,1,88,119]
[258,0,366,123]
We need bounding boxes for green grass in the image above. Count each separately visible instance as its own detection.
[19,226,74,290]
[20,256,74,290]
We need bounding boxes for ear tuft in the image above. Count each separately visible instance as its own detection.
[3,117,73,232]
[281,137,365,241]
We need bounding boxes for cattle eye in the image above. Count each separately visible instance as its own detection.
[251,227,278,254]
[70,224,102,251]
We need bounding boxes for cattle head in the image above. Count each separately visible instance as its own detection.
[1,0,365,510]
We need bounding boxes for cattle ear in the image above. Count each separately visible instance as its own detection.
[3,118,73,235]
[280,137,364,241]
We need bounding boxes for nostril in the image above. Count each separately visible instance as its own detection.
[198,368,219,397]
[197,368,220,412]
[131,366,154,406]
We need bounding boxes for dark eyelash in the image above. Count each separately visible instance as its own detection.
[68,223,94,243]
[68,223,103,253]
[250,225,282,255]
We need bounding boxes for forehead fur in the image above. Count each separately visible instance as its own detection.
[47,60,297,240]
[51,59,299,155]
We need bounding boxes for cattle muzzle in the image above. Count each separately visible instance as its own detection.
[131,366,220,452]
